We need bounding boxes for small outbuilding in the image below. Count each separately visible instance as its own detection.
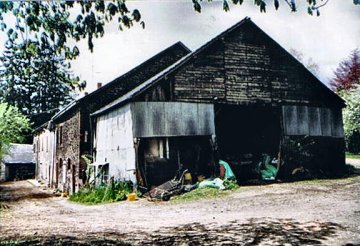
[0,144,35,182]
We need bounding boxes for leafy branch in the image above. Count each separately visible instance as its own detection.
[192,0,331,14]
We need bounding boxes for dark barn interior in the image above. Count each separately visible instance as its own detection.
[138,136,215,187]
[215,105,281,181]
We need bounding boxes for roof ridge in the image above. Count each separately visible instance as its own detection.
[78,41,191,101]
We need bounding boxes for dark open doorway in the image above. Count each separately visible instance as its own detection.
[215,105,281,180]
[138,136,215,188]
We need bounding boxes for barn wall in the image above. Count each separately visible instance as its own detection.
[95,104,136,183]
[282,106,344,137]
[131,102,215,137]
[171,21,340,108]
[55,111,82,193]
[34,129,56,186]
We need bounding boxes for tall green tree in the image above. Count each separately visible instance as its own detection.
[0,40,79,129]
[0,103,30,160]
[0,1,143,129]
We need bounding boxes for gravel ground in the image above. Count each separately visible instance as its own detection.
[1,160,360,245]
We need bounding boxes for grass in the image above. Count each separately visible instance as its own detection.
[346,152,360,159]
[171,186,238,203]
[170,179,239,202]
[69,181,133,205]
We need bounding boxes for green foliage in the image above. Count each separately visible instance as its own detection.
[223,179,239,190]
[171,187,234,202]
[341,84,360,153]
[81,154,94,186]
[0,103,30,160]
[0,40,79,129]
[346,152,360,159]
[0,1,143,56]
[69,181,133,204]
[192,0,335,14]
[0,1,143,129]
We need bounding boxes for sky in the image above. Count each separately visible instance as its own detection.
[1,1,360,93]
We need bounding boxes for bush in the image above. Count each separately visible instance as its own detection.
[341,85,360,154]
[69,181,133,204]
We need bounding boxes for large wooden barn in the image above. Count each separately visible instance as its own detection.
[90,17,345,187]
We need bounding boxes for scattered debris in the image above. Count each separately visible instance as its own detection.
[147,159,240,201]
[0,202,10,210]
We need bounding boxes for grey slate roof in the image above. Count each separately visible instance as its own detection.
[2,144,35,165]
[51,41,191,123]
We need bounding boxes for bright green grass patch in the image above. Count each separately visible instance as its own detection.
[69,181,132,204]
[346,152,360,159]
[171,186,238,203]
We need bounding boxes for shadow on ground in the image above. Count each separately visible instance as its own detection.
[0,219,344,246]
[0,182,55,202]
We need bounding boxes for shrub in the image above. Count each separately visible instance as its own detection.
[69,181,133,204]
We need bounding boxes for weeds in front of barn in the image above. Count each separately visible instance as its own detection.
[69,181,133,204]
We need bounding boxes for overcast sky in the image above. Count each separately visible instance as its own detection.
[2,1,360,93]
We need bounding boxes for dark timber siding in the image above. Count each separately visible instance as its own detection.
[172,21,341,108]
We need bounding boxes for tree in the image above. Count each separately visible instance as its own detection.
[0,1,339,58]
[0,1,142,129]
[330,49,360,92]
[0,103,31,160]
[341,84,360,153]
[194,0,330,15]
[290,48,320,77]
[331,49,360,153]
[0,1,143,58]
[0,39,81,130]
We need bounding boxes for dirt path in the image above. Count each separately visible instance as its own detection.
[1,166,360,245]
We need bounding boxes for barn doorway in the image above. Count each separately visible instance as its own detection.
[137,136,215,188]
[215,105,281,180]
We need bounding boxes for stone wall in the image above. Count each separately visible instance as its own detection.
[55,110,81,194]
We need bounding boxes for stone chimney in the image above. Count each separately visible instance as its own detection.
[97,82,102,89]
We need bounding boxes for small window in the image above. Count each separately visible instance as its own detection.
[58,126,63,146]
[84,131,88,143]
[98,163,109,184]
[67,159,71,170]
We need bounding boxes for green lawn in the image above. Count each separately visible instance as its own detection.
[346,152,360,159]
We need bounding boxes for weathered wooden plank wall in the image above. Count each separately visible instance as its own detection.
[170,21,341,108]
[131,102,215,137]
[282,105,344,138]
